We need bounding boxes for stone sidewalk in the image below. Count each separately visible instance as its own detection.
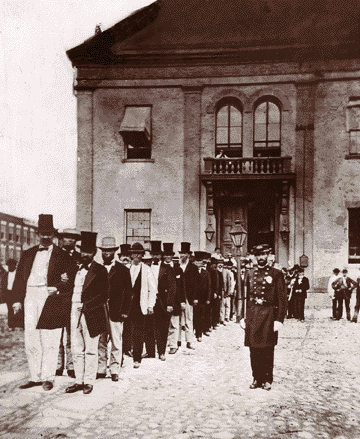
[0,308,360,439]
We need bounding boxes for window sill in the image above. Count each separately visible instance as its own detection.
[345,154,360,160]
[122,159,155,163]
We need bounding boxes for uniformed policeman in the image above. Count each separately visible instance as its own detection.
[241,244,287,391]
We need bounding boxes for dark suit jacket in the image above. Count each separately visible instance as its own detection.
[12,245,76,329]
[208,267,218,301]
[174,262,199,306]
[154,262,176,316]
[107,261,132,322]
[332,276,357,299]
[293,276,310,298]
[197,269,211,304]
[79,261,109,338]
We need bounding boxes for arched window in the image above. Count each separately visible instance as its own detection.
[216,99,242,158]
[253,100,281,157]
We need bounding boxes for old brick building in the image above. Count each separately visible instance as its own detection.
[67,0,360,291]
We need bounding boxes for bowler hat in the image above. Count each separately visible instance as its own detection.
[58,228,81,241]
[163,243,175,256]
[253,244,271,256]
[142,250,152,260]
[99,237,118,251]
[38,214,57,234]
[129,242,145,254]
[150,241,162,255]
[119,244,131,256]
[179,242,191,254]
[80,231,98,253]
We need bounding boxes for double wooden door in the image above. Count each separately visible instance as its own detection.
[218,198,248,257]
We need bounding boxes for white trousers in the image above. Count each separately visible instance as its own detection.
[220,296,231,322]
[98,320,123,375]
[24,286,62,382]
[168,300,194,347]
[71,304,100,385]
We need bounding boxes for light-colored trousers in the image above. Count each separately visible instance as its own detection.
[220,296,231,322]
[24,286,62,382]
[98,320,123,375]
[168,300,194,347]
[57,325,73,372]
[71,303,100,385]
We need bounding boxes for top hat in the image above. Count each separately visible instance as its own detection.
[119,244,131,256]
[179,242,191,254]
[194,251,206,261]
[38,214,57,234]
[150,241,162,255]
[80,231,98,253]
[253,244,271,256]
[163,243,175,256]
[129,242,145,254]
[58,228,81,241]
[99,237,118,251]
[142,250,152,260]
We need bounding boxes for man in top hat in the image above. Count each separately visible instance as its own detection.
[12,214,75,391]
[96,237,132,381]
[149,241,176,360]
[65,232,108,395]
[241,244,287,391]
[193,251,211,342]
[56,228,81,379]
[168,242,199,352]
[118,244,132,269]
[125,242,157,368]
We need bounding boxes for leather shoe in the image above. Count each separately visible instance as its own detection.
[142,353,155,359]
[262,382,272,391]
[83,384,93,394]
[249,380,260,389]
[133,362,140,368]
[55,369,63,376]
[42,381,53,391]
[19,381,42,389]
[197,337,202,342]
[159,354,166,361]
[204,332,210,337]
[67,370,75,379]
[186,342,195,350]
[124,351,133,357]
[221,321,226,326]
[111,374,119,382]
[65,383,83,393]
[96,373,106,379]
[169,348,178,354]
[177,341,182,347]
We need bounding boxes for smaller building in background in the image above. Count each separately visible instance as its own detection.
[0,212,38,265]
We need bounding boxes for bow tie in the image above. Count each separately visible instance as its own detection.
[79,264,89,271]
[38,247,49,252]
[153,261,159,266]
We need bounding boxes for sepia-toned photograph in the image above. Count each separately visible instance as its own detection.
[1,0,360,438]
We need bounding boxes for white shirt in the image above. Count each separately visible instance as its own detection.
[27,245,53,287]
[327,273,339,298]
[130,263,141,287]
[104,260,115,273]
[72,267,88,303]
[7,271,16,290]
[151,263,161,281]
[180,260,189,273]
[164,261,174,268]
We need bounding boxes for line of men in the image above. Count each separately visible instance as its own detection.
[10,214,246,395]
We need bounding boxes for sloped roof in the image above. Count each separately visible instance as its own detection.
[67,0,360,65]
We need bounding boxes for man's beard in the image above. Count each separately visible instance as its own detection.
[40,238,52,247]
[257,259,267,267]
[103,256,114,266]
[63,244,75,252]
[179,255,188,264]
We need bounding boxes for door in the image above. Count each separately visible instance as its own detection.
[220,198,247,257]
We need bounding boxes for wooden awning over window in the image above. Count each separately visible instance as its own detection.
[119,107,151,145]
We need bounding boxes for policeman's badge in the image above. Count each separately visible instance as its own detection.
[265,276,273,284]
[255,297,265,305]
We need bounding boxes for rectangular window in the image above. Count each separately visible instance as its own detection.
[346,99,360,155]
[30,229,36,246]
[8,245,14,259]
[1,222,6,241]
[125,210,151,248]
[119,106,152,160]
[348,208,360,263]
[16,225,21,243]
[15,246,21,261]
[8,223,14,242]
[0,244,6,265]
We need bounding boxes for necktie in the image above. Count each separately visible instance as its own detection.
[38,247,48,252]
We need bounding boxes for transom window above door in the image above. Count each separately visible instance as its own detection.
[215,99,243,158]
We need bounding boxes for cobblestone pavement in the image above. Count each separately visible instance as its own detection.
[1,308,360,439]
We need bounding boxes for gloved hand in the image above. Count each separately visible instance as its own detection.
[240,318,246,330]
[12,302,22,314]
[274,321,283,332]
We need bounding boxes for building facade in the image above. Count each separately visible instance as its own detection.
[0,212,38,265]
[67,0,360,291]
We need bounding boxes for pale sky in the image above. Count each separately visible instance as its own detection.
[0,0,152,229]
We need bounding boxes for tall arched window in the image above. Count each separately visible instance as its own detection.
[253,100,281,157]
[216,99,242,158]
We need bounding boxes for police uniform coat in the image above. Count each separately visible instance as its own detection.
[244,266,287,348]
